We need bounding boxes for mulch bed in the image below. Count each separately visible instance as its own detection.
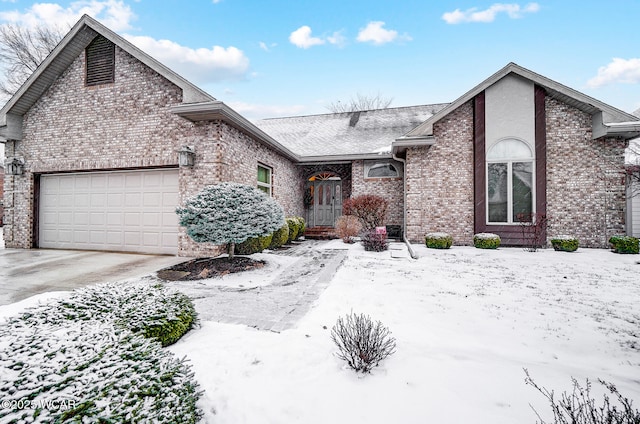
[157,257,266,281]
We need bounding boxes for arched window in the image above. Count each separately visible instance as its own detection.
[364,160,402,178]
[486,138,534,223]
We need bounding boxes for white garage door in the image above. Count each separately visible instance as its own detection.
[39,169,179,255]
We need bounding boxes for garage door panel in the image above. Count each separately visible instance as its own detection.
[40,169,179,255]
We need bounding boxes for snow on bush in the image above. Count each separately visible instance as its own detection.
[331,312,396,373]
[176,182,285,258]
[550,235,579,252]
[473,233,501,249]
[0,281,202,422]
[425,232,453,249]
[10,280,197,347]
[361,229,388,252]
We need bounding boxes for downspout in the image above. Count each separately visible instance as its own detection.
[392,152,418,259]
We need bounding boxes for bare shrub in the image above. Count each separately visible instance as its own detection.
[518,213,549,252]
[335,215,362,243]
[331,312,396,373]
[342,194,388,230]
[524,369,640,424]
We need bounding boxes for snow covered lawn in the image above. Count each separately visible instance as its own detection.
[1,242,638,423]
[168,243,640,423]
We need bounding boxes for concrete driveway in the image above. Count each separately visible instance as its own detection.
[0,248,189,306]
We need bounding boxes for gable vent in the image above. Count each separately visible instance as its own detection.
[85,35,115,86]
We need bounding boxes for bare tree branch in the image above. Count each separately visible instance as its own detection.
[326,92,393,113]
[0,24,65,100]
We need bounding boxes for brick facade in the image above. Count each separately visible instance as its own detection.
[405,101,475,244]
[350,160,404,228]
[4,44,303,257]
[545,97,627,247]
[402,96,628,247]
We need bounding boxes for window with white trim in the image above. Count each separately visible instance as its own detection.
[364,160,403,178]
[487,138,534,224]
[257,164,272,196]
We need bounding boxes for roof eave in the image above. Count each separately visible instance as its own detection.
[296,153,394,164]
[391,135,436,156]
[404,62,640,139]
[171,101,300,161]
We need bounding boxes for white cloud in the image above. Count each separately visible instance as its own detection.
[327,30,346,47]
[442,2,540,24]
[356,21,411,45]
[587,58,640,88]
[289,26,325,49]
[0,0,136,31]
[259,41,277,52]
[125,35,250,83]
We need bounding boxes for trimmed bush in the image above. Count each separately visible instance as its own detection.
[335,215,363,243]
[286,217,301,242]
[176,182,284,258]
[0,282,202,422]
[331,312,396,373]
[474,233,501,249]
[550,235,579,252]
[362,229,388,252]
[609,235,639,254]
[269,222,290,249]
[294,216,306,237]
[235,233,273,255]
[425,232,453,249]
[343,194,388,230]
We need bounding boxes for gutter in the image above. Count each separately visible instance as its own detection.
[392,152,418,259]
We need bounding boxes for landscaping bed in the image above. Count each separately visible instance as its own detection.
[157,257,266,281]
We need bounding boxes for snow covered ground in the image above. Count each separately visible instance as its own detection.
[166,242,640,424]
[2,241,639,423]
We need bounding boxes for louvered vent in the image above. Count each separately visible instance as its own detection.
[85,35,115,86]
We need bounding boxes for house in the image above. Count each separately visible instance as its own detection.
[1,15,640,256]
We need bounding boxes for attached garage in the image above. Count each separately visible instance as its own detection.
[39,169,179,255]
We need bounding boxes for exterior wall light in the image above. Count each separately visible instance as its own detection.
[6,158,25,175]
[178,146,196,167]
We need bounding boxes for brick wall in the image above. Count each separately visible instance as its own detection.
[5,44,302,257]
[350,160,404,228]
[545,97,627,247]
[405,101,475,244]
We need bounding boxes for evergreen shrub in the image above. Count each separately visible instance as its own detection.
[473,233,501,249]
[286,217,300,242]
[550,235,579,252]
[269,222,290,249]
[608,235,639,254]
[425,232,453,249]
[235,233,274,255]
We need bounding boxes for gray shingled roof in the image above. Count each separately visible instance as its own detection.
[254,104,448,158]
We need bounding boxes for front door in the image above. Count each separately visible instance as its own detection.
[308,178,342,227]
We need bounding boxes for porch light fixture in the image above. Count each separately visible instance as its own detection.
[6,158,24,175]
[178,145,195,167]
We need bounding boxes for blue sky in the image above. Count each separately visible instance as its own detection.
[1,0,639,120]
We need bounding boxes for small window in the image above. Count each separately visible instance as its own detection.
[86,35,115,86]
[364,160,403,178]
[257,164,272,196]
